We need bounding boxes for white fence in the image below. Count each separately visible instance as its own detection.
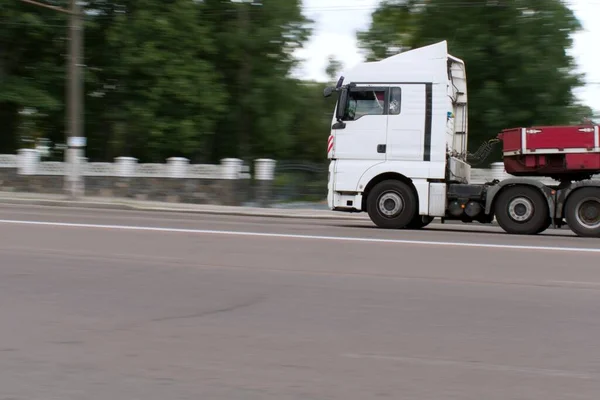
[0,154,18,168]
[469,166,559,185]
[0,150,256,180]
[470,166,599,184]
[0,150,598,183]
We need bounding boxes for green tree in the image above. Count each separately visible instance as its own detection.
[325,55,343,83]
[0,0,67,153]
[358,0,593,163]
[284,79,338,162]
[200,0,312,162]
[2,0,315,163]
[81,0,226,162]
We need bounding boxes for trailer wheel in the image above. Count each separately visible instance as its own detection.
[367,180,417,229]
[536,216,552,234]
[565,187,600,238]
[494,186,549,235]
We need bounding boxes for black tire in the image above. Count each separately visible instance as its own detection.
[494,185,550,235]
[565,187,600,238]
[406,215,434,230]
[536,216,552,234]
[367,180,418,229]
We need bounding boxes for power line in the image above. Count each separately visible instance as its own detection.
[18,0,72,14]
[12,0,600,20]
[300,0,600,12]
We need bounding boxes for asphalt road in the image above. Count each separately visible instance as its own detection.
[1,204,599,400]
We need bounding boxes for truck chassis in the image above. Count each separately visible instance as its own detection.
[362,176,600,238]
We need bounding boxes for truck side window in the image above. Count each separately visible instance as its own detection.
[389,87,401,115]
[344,89,386,121]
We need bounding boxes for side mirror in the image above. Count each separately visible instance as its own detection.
[323,86,334,98]
[336,87,348,121]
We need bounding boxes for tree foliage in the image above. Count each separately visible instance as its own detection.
[0,0,68,152]
[199,0,313,162]
[84,0,226,161]
[358,0,594,161]
[1,0,331,163]
[2,0,595,166]
[325,55,343,83]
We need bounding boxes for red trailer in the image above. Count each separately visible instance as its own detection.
[499,125,600,181]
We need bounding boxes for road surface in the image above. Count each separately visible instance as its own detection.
[0,204,599,400]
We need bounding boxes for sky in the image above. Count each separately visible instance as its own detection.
[294,0,600,113]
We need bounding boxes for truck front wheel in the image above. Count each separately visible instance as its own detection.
[367,180,417,229]
[565,187,600,238]
[406,215,434,229]
[494,185,550,235]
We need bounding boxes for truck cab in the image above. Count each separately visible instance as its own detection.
[324,41,471,228]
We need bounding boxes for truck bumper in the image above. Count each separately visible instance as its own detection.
[331,192,363,212]
[328,160,362,212]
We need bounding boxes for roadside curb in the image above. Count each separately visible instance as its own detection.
[0,197,369,221]
[0,196,495,225]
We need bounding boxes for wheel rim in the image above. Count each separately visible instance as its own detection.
[507,197,534,222]
[378,191,404,217]
[575,197,600,229]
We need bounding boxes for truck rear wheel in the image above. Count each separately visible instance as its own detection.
[494,185,549,235]
[565,187,600,238]
[367,180,417,229]
[536,216,552,234]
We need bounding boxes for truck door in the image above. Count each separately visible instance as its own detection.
[332,86,389,161]
[331,86,389,192]
[386,84,428,161]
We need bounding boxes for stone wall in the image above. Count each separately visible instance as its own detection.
[0,169,248,206]
[0,151,264,206]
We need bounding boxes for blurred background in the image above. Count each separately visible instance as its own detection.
[1,0,599,207]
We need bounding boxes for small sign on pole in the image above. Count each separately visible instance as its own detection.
[68,136,87,148]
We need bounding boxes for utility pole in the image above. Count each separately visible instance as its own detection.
[236,0,252,164]
[19,0,85,200]
[65,0,85,199]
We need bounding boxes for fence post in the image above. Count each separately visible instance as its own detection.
[115,157,137,178]
[254,158,277,208]
[220,158,243,206]
[490,162,507,181]
[18,149,40,176]
[167,157,189,178]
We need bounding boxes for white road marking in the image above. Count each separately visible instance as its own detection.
[0,219,598,253]
[546,281,600,287]
[342,353,597,380]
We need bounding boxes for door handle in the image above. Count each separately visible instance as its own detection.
[377,144,386,154]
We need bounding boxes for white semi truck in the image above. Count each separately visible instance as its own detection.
[323,41,600,237]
